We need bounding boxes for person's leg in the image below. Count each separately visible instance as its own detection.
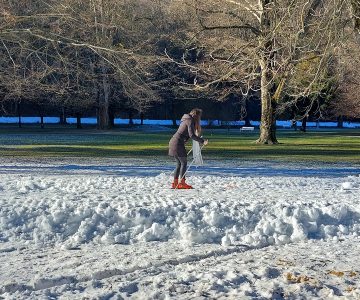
[178,156,193,189]
[174,156,181,179]
[172,156,181,188]
[178,156,188,180]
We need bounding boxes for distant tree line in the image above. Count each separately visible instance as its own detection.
[0,0,359,140]
[1,94,261,127]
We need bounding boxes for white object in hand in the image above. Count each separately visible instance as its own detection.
[192,140,203,166]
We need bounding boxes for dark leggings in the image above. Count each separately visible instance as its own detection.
[174,156,187,180]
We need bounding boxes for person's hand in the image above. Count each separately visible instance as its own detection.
[203,139,209,146]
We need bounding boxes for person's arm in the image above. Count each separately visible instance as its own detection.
[187,120,204,144]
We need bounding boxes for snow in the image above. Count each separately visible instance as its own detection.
[0,117,60,124]
[1,160,360,299]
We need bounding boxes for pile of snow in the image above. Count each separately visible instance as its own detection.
[1,173,359,250]
[1,164,360,299]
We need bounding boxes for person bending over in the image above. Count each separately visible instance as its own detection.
[168,108,208,189]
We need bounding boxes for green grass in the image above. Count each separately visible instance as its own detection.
[0,125,359,163]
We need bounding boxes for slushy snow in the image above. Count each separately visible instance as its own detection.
[1,161,360,299]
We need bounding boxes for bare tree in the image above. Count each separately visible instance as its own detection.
[351,0,360,33]
[166,0,354,143]
[0,0,160,129]
[329,37,360,119]
[1,0,357,133]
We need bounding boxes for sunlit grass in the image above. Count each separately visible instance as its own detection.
[0,126,359,163]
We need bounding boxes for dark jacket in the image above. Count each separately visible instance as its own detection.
[168,114,204,157]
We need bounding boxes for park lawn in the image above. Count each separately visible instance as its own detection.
[0,126,359,163]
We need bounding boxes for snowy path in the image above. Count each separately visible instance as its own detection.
[0,161,360,299]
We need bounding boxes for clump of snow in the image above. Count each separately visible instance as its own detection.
[342,181,353,189]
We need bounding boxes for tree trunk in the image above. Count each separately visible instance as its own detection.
[171,98,177,126]
[256,59,278,144]
[109,110,115,128]
[97,62,110,130]
[256,0,278,144]
[128,111,134,125]
[243,97,251,127]
[352,0,360,33]
[17,102,22,128]
[140,113,144,125]
[291,111,297,131]
[76,113,82,129]
[96,107,100,126]
[244,116,251,127]
[300,115,308,132]
[337,116,344,128]
[98,104,109,129]
[40,115,44,129]
[60,106,67,125]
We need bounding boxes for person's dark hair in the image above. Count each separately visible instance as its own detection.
[189,108,203,135]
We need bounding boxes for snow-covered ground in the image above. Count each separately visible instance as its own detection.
[1,159,360,299]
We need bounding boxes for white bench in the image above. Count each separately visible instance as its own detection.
[240,126,255,132]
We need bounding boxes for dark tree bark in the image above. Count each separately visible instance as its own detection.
[256,0,278,144]
[17,102,22,128]
[59,106,67,125]
[128,111,134,125]
[97,62,111,130]
[257,72,278,144]
[244,98,251,127]
[96,107,100,127]
[170,98,177,126]
[98,104,109,129]
[76,113,82,129]
[300,115,308,132]
[352,0,360,33]
[337,116,344,128]
[40,115,44,129]
[109,110,115,128]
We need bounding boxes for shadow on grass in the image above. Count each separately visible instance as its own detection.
[0,127,359,162]
[1,145,360,162]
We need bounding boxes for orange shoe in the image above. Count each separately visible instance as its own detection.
[171,179,179,189]
[177,178,193,189]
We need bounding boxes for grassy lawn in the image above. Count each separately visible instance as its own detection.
[0,125,359,163]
